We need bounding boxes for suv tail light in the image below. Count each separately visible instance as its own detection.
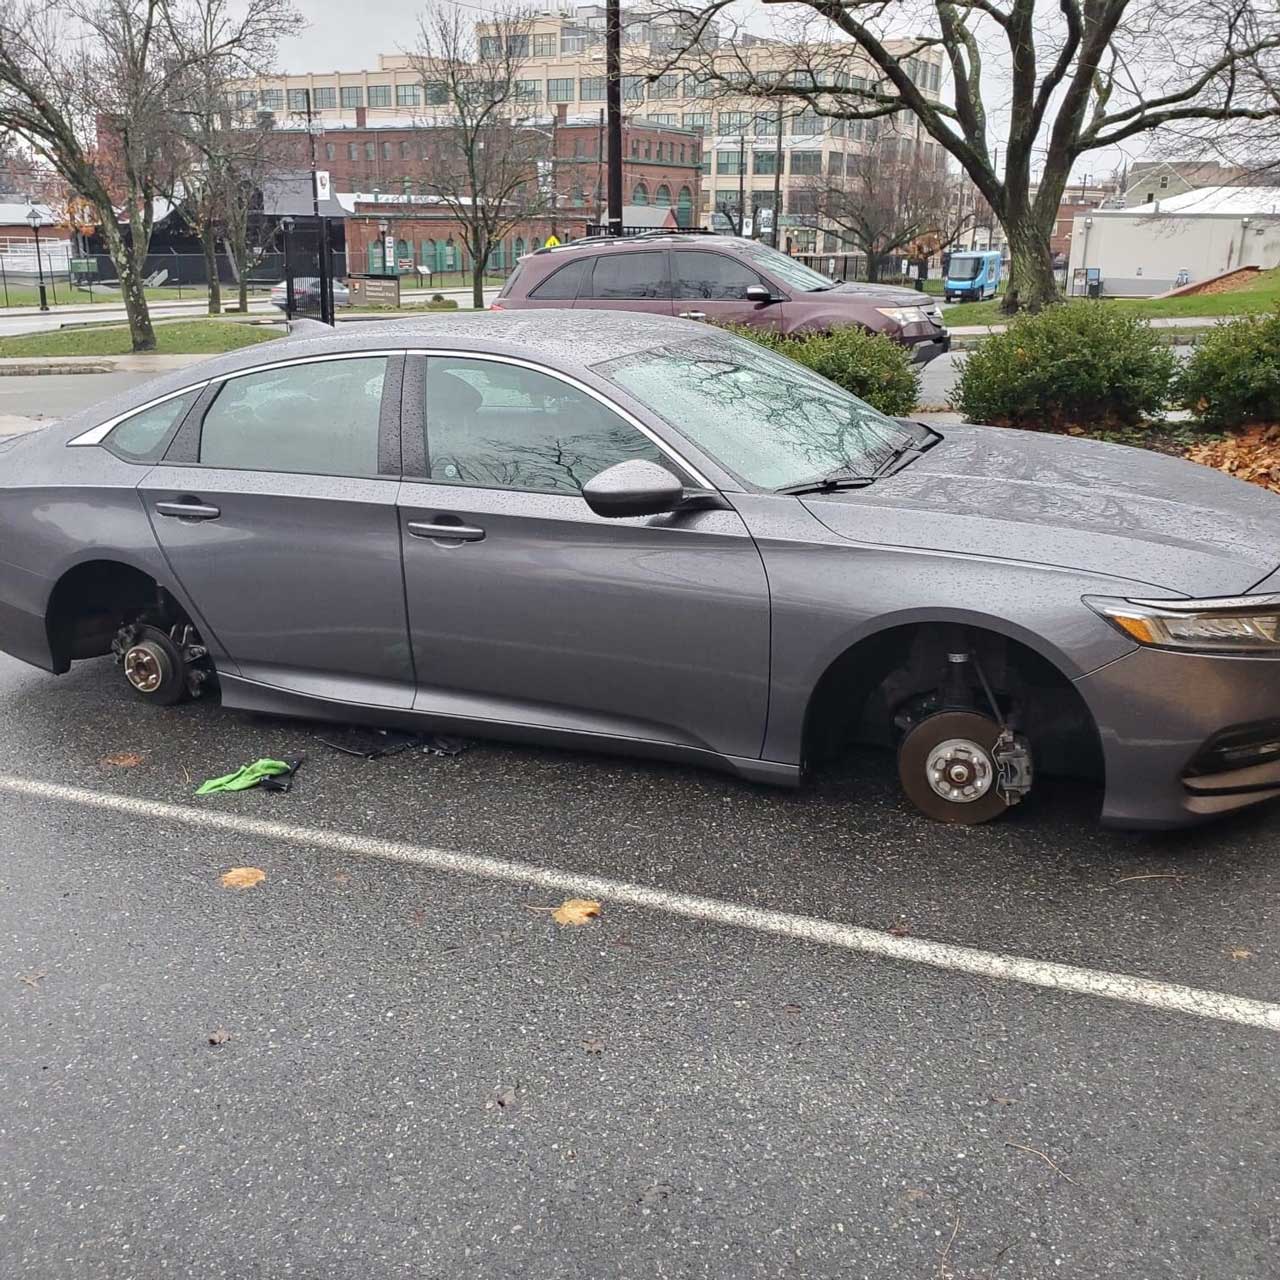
[490,300,505,310]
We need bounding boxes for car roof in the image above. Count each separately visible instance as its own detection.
[527,232,761,261]
[48,309,709,441]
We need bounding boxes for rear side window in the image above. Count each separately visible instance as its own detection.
[587,251,670,300]
[674,251,765,301]
[497,262,526,297]
[105,389,202,462]
[528,257,589,300]
[198,357,387,477]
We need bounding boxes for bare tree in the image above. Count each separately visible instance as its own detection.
[410,4,553,309]
[648,0,1280,311]
[808,140,972,279]
[0,0,295,350]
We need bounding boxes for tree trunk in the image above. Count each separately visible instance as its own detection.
[472,257,485,310]
[865,252,884,282]
[999,212,1058,315]
[202,225,222,315]
[100,221,155,352]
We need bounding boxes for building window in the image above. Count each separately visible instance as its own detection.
[325,142,336,161]
[259,88,283,109]
[632,181,649,205]
[348,142,359,161]
[717,111,749,134]
[580,76,605,101]
[236,90,256,108]
[479,36,500,57]
[365,141,376,161]
[1159,175,1170,189]
[507,35,529,56]
[287,88,308,112]
[622,76,645,103]
[562,33,586,54]
[791,108,823,136]
[649,74,678,100]
[400,140,413,158]
[515,79,540,102]
[547,77,574,103]
[396,83,421,107]
[381,141,392,159]
[787,188,820,215]
[755,114,778,137]
[367,84,391,108]
[790,151,822,175]
[753,151,777,175]
[676,185,693,227]
[828,152,844,176]
[830,118,845,138]
[683,112,709,131]
[533,32,556,57]
[683,73,710,98]
[340,85,363,109]
[654,184,671,206]
[424,81,447,105]
[716,149,743,175]
[649,113,677,126]
[643,141,651,158]
[313,86,336,109]
[630,139,638,158]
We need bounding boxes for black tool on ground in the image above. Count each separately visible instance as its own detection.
[316,728,474,760]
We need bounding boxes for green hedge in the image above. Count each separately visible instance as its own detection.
[953,304,1175,430]
[724,323,921,417]
[1176,310,1280,429]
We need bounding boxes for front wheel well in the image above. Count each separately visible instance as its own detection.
[45,561,182,673]
[802,622,1104,782]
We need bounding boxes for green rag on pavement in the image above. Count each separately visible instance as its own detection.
[196,758,295,795]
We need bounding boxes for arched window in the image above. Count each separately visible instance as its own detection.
[513,236,525,259]
[654,184,671,207]
[367,241,383,274]
[632,181,648,205]
[395,239,411,275]
[530,237,543,251]
[676,186,693,228]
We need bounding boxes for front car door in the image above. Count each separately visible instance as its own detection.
[672,249,785,332]
[396,352,770,760]
[140,352,415,708]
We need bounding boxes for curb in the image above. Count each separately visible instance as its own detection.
[0,360,114,376]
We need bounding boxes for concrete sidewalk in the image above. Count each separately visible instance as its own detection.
[947,314,1225,346]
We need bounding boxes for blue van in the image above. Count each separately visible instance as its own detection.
[944,250,1002,302]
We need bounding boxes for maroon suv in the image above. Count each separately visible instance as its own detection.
[493,233,950,364]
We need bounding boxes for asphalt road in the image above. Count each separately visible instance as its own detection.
[2,350,1278,1280]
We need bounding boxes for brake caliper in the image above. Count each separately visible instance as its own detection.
[992,729,1034,805]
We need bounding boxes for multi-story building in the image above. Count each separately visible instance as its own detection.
[239,4,947,252]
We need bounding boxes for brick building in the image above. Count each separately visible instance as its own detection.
[268,113,702,228]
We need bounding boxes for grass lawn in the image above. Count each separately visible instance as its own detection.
[0,283,270,309]
[943,267,1280,326]
[0,319,283,358]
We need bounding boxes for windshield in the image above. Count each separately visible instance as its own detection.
[596,331,914,490]
[736,241,835,292]
[948,255,984,281]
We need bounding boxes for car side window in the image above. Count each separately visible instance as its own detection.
[423,357,672,497]
[198,357,387,477]
[673,251,765,301]
[105,389,202,462]
[528,257,589,300]
[587,251,671,300]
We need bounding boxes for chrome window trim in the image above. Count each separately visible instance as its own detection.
[68,347,714,489]
[67,381,211,447]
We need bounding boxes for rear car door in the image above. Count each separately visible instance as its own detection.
[396,353,770,759]
[672,249,784,332]
[139,353,415,708]
[573,250,674,317]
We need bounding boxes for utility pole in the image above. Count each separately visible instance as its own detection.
[737,133,745,235]
[605,0,623,235]
[772,101,783,248]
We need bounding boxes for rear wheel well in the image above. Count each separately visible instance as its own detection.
[802,622,1104,782]
[45,561,182,673]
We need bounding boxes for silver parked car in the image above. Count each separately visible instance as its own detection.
[1,310,1279,828]
[269,277,351,310]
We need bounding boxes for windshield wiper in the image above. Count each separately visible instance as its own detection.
[777,468,876,496]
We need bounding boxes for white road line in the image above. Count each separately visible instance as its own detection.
[3,772,1277,1033]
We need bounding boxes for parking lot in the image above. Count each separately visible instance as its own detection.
[3,363,1279,1279]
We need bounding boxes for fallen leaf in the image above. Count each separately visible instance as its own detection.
[989,1095,1018,1106]
[552,898,601,926]
[638,1181,674,1209]
[219,867,266,890]
[487,1084,520,1112]
[100,752,144,768]
[207,1028,231,1046]
[582,1038,605,1055]
[332,871,351,886]
[1228,947,1254,961]
[1187,425,1280,494]
[18,968,47,989]
[888,919,911,937]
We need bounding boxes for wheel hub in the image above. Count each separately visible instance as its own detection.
[925,738,994,803]
[123,642,166,693]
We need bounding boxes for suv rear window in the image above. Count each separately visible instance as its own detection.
[528,256,589,300]
[497,262,527,298]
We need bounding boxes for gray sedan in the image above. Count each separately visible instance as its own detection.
[1,310,1278,828]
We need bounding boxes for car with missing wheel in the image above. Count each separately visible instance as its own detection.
[493,233,950,364]
[0,309,1278,828]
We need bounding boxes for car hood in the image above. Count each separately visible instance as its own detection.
[801,423,1280,597]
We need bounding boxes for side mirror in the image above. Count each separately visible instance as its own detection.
[583,459,684,518]
[745,284,774,304]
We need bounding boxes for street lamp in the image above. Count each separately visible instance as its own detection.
[25,207,48,311]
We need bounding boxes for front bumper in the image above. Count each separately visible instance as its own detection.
[1075,646,1280,827]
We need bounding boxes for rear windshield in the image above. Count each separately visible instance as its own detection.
[498,262,526,297]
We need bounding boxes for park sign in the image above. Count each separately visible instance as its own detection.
[351,276,400,308]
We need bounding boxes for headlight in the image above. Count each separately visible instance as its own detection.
[1084,593,1280,652]
[875,306,927,325]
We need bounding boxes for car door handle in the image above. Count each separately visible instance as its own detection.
[155,501,221,521]
[678,310,707,320]
[406,520,486,543]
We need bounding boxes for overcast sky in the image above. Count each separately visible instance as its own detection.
[279,0,431,71]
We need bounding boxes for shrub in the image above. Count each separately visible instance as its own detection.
[953,304,1175,431]
[724,323,921,417]
[1176,310,1280,430]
